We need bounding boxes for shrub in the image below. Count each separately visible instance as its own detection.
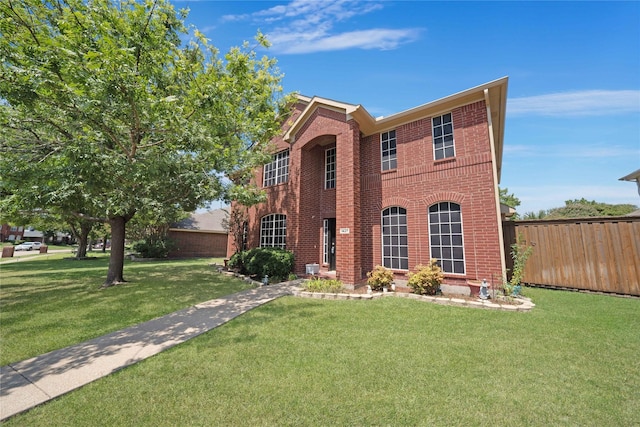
[132,237,174,259]
[503,233,534,296]
[243,247,294,280]
[303,277,344,293]
[227,251,245,272]
[366,265,394,291]
[407,259,444,295]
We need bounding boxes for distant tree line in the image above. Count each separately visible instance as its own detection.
[500,188,638,220]
[520,198,638,220]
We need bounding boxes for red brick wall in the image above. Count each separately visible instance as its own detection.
[168,230,228,258]
[229,99,503,287]
[359,100,502,286]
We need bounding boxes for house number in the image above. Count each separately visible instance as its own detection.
[339,228,350,234]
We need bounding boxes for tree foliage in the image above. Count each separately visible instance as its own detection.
[0,0,291,285]
[499,187,521,209]
[521,198,637,220]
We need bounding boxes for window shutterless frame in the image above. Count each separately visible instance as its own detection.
[380,130,397,171]
[428,202,465,274]
[260,214,287,249]
[325,147,336,189]
[381,206,409,270]
[263,150,289,187]
[432,113,455,160]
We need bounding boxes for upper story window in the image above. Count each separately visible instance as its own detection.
[381,206,408,270]
[263,150,289,187]
[381,130,397,171]
[325,147,336,189]
[429,202,465,274]
[260,214,287,249]
[432,113,454,160]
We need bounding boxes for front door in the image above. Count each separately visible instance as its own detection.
[325,218,336,270]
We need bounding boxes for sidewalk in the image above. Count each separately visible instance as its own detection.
[0,282,296,421]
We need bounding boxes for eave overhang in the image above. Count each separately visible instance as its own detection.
[284,77,509,177]
[619,169,640,182]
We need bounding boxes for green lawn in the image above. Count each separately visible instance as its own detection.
[0,255,251,365]
[2,258,639,426]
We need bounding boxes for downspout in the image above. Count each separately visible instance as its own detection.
[484,88,507,279]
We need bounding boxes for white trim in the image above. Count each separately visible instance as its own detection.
[324,147,336,189]
[428,202,467,275]
[432,112,455,160]
[380,130,397,171]
[485,88,507,277]
[381,206,409,271]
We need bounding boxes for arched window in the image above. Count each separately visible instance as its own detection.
[429,202,465,274]
[260,214,286,249]
[381,207,408,270]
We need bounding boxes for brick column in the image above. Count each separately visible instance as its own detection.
[335,120,362,286]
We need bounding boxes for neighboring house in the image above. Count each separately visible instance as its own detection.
[1,224,24,242]
[168,209,229,258]
[227,77,509,290]
[22,228,44,243]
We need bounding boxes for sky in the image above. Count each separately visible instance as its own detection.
[174,0,640,215]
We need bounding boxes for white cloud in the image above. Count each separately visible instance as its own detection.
[508,90,640,116]
[223,0,422,54]
[273,28,422,54]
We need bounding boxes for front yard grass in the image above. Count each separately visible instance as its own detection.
[2,264,639,426]
[0,255,252,365]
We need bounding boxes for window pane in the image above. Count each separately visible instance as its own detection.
[428,202,465,274]
[433,113,455,161]
[381,206,408,270]
[444,147,455,158]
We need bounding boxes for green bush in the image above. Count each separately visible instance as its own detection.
[227,251,245,272]
[366,265,394,291]
[407,259,444,295]
[242,247,294,280]
[303,277,344,293]
[132,237,174,259]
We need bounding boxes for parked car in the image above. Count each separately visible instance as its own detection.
[15,242,43,251]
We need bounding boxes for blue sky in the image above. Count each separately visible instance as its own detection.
[175,0,640,215]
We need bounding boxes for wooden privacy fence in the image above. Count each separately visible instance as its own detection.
[503,217,640,296]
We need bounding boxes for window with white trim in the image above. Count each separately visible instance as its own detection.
[432,113,454,160]
[260,214,286,248]
[381,130,397,171]
[382,207,408,270]
[323,219,329,264]
[429,202,465,274]
[263,150,289,187]
[325,147,336,189]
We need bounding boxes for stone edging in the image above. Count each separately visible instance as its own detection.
[211,266,535,312]
[291,288,535,312]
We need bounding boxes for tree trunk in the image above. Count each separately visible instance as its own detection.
[102,233,108,253]
[70,221,92,258]
[104,215,129,287]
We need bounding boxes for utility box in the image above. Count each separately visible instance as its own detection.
[305,263,320,275]
[2,246,15,258]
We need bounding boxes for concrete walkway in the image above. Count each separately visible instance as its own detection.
[0,282,296,421]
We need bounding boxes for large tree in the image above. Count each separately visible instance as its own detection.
[0,0,288,286]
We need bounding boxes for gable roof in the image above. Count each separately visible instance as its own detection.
[284,77,509,180]
[170,209,228,233]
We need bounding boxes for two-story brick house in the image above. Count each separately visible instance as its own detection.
[227,77,509,290]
